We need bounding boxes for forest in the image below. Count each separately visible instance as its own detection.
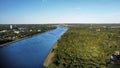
[49,25,120,68]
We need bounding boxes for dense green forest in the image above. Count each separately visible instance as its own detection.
[49,26,120,68]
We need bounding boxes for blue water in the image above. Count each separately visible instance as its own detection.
[0,26,68,68]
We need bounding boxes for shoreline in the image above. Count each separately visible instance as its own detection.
[0,33,38,47]
[43,28,67,68]
[43,42,58,68]
[0,28,56,48]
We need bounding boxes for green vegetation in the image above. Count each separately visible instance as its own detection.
[0,24,56,46]
[108,63,120,68]
[49,26,120,68]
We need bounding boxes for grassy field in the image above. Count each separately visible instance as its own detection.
[48,26,120,68]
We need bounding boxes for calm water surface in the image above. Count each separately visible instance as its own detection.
[0,26,68,68]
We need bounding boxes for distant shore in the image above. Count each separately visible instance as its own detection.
[0,33,37,47]
[0,29,54,48]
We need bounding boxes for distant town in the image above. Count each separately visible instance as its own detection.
[0,24,56,46]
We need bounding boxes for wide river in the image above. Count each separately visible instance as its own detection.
[0,26,68,68]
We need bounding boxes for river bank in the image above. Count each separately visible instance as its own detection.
[43,28,67,68]
[43,42,58,68]
[0,33,40,47]
[0,28,56,48]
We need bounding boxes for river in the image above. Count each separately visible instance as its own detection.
[0,26,68,68]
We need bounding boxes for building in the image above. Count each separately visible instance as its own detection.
[10,25,13,30]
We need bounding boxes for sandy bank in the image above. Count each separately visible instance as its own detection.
[43,42,58,68]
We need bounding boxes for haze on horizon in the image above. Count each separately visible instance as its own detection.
[0,0,120,24]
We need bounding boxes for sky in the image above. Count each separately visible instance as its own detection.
[0,0,120,24]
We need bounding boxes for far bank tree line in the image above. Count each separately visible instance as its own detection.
[0,24,56,45]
